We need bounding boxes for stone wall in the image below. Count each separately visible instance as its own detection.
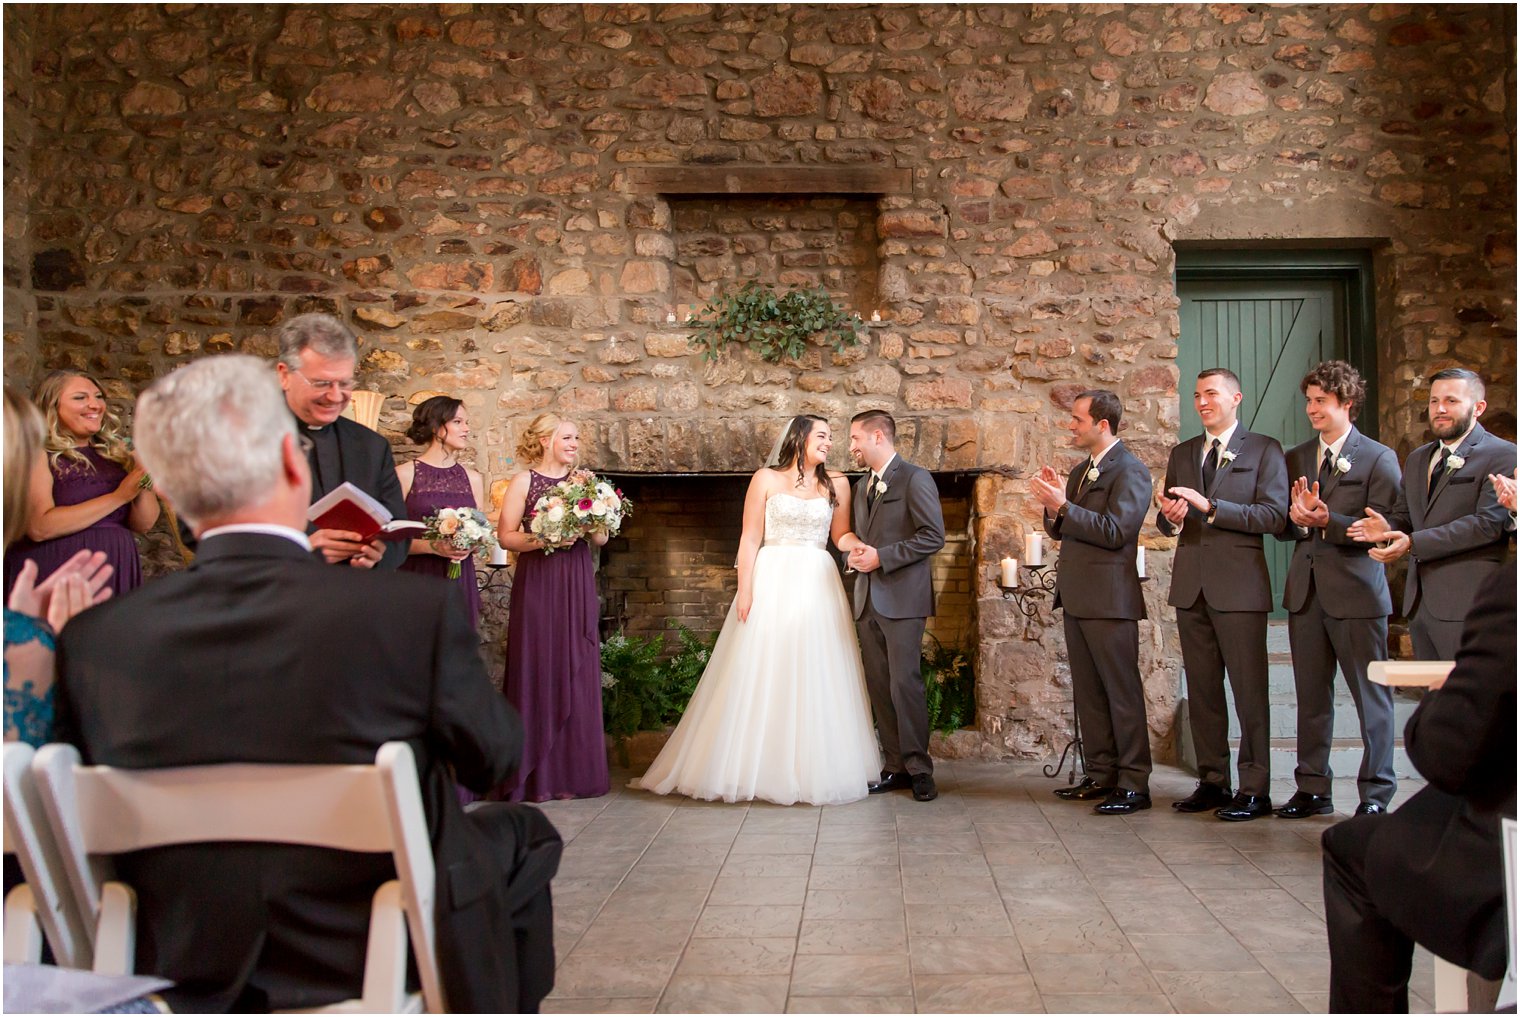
[5,3,1513,762]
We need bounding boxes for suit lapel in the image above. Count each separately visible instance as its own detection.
[1204,429,1244,499]
[1427,424,1485,509]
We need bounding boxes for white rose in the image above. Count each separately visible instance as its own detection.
[1085,466,1100,483]
[1446,453,1466,471]
[1219,448,1237,464]
[546,505,565,523]
[1335,456,1352,475]
[591,500,609,517]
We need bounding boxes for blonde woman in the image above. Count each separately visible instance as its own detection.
[4,371,159,598]
[4,386,114,746]
[491,413,610,802]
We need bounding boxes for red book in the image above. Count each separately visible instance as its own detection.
[307,482,426,543]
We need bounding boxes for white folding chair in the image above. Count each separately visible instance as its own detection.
[32,741,445,1014]
[3,741,92,967]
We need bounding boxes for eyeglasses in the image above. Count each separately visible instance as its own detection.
[292,368,358,395]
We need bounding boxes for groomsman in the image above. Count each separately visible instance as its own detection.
[1348,368,1517,660]
[1032,390,1154,815]
[1274,362,1401,819]
[1157,368,1289,821]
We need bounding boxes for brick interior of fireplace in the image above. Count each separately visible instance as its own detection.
[669,196,880,314]
[598,473,975,657]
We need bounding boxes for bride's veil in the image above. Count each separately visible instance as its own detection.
[765,416,803,468]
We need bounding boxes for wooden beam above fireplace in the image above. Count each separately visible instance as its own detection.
[625,165,912,196]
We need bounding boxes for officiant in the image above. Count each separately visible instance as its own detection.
[276,313,408,570]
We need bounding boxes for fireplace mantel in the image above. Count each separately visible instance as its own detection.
[626,165,913,196]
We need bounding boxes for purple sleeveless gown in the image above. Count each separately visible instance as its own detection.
[397,461,482,631]
[4,447,142,599]
[494,469,610,802]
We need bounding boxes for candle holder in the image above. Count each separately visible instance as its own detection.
[476,561,513,595]
[997,561,1057,619]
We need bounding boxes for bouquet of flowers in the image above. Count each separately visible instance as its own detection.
[421,507,499,579]
[529,469,632,554]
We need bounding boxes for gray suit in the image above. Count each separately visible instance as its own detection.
[1044,441,1152,793]
[1277,428,1400,806]
[1386,422,1516,660]
[1157,428,1290,796]
[852,455,946,777]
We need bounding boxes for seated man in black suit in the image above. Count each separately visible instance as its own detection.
[55,354,561,1013]
[1320,560,1515,1012]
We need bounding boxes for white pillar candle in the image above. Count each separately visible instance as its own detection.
[665,311,677,323]
[1024,532,1043,567]
[490,545,509,567]
[1136,544,1146,578]
[1000,558,1019,587]
[871,310,882,323]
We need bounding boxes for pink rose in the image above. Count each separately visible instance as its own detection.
[436,516,460,536]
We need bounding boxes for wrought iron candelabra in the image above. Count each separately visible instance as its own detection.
[997,561,1056,619]
[476,562,512,595]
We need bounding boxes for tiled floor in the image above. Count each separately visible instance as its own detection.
[535,761,1436,1014]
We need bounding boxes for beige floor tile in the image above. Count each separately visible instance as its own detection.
[1129,933,1265,973]
[656,974,790,1013]
[676,936,796,976]
[552,951,681,998]
[785,995,915,1013]
[1155,969,1305,1012]
[572,919,697,957]
[811,842,899,865]
[1013,915,1130,954]
[732,832,814,854]
[1104,899,1226,935]
[901,874,999,904]
[1168,862,1282,889]
[797,918,908,955]
[789,953,913,996]
[692,904,804,938]
[808,863,897,891]
[1042,992,1176,1012]
[1294,991,1329,1013]
[543,997,658,1013]
[908,935,1027,975]
[718,852,813,878]
[898,830,985,854]
[1226,915,1328,954]
[912,971,1042,1013]
[983,841,1077,866]
[1253,951,1331,994]
[990,862,1090,891]
[804,888,906,921]
[1026,950,1161,993]
[1000,888,1113,920]
[907,899,1014,937]
[597,887,709,922]
[707,874,809,907]
[1150,840,1249,865]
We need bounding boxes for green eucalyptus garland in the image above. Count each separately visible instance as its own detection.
[684,281,865,364]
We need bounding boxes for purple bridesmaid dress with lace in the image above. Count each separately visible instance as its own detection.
[398,460,482,630]
[3,448,142,599]
[494,469,610,802]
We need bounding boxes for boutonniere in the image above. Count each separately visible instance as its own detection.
[1446,453,1465,472]
[1085,465,1100,483]
[1219,448,1237,465]
[1333,456,1352,476]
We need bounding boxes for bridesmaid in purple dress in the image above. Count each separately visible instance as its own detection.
[493,413,611,802]
[4,371,159,599]
[396,396,485,630]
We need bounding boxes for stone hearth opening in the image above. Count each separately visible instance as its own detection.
[598,472,977,665]
[669,195,880,313]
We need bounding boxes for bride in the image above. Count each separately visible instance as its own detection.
[631,414,882,806]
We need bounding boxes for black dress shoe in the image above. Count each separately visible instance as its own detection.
[868,772,911,795]
[1215,793,1273,822]
[1094,789,1152,815]
[1054,777,1114,801]
[1354,802,1386,816]
[1172,783,1233,813]
[1275,792,1334,819]
[911,773,938,802]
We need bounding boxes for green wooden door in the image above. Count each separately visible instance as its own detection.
[1176,279,1349,617]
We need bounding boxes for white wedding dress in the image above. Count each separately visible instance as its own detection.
[631,493,883,806]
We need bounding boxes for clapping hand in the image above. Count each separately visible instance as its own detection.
[1029,466,1066,514]
[1489,470,1517,512]
[7,549,114,633]
[1347,507,1411,563]
[1166,486,1210,514]
[1288,477,1329,529]
[1156,487,1188,526]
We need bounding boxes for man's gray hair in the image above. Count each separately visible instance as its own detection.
[277,312,358,368]
[134,354,297,527]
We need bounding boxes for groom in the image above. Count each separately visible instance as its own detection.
[848,410,946,802]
